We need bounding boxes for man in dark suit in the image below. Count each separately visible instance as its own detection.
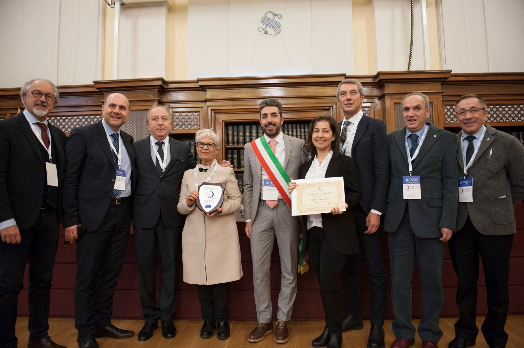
[132,104,196,341]
[63,93,136,348]
[337,78,389,348]
[384,92,458,348]
[448,95,524,348]
[0,79,66,348]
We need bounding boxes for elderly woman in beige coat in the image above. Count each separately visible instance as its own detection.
[177,129,242,341]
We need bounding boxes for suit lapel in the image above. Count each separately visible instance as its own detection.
[18,113,44,162]
[325,152,342,177]
[96,121,116,165]
[48,124,64,162]
[471,125,495,167]
[395,128,408,164]
[140,138,157,173]
[164,138,180,174]
[412,125,439,169]
[283,134,291,169]
[351,116,368,155]
[457,132,465,171]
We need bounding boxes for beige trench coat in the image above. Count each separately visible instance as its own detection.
[177,161,243,285]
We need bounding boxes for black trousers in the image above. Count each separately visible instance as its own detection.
[0,208,59,348]
[343,206,387,326]
[74,200,131,337]
[448,217,513,348]
[198,283,230,322]
[306,227,348,335]
[135,217,181,323]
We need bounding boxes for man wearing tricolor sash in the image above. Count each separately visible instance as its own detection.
[243,98,308,344]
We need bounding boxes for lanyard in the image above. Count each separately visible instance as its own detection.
[462,126,486,178]
[194,162,219,189]
[34,123,53,163]
[404,125,429,176]
[310,151,333,179]
[153,140,168,171]
[105,131,122,168]
[340,120,358,154]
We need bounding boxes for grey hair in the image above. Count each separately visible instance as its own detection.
[195,129,221,148]
[455,94,487,108]
[147,103,171,122]
[402,92,430,110]
[20,78,59,106]
[336,78,364,98]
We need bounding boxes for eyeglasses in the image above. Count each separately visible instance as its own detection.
[30,90,56,102]
[456,107,485,117]
[196,142,217,149]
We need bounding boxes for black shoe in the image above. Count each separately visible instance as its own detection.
[367,325,385,348]
[138,322,158,341]
[312,327,329,347]
[28,336,66,348]
[200,321,216,339]
[341,314,364,332]
[94,324,134,339]
[448,337,476,348]
[77,334,99,348]
[327,333,342,348]
[217,321,230,340]
[161,320,177,339]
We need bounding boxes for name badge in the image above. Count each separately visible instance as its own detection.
[114,169,126,190]
[403,176,421,200]
[459,178,473,202]
[262,179,278,200]
[45,162,58,187]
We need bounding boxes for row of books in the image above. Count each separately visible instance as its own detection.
[235,173,244,194]
[225,122,309,145]
[509,132,524,145]
[180,140,200,162]
[226,149,245,169]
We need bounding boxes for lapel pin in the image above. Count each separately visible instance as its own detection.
[434,135,436,137]
[487,138,490,141]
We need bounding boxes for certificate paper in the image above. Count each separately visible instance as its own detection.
[291,177,345,216]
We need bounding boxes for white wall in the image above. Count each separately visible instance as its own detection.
[0,0,102,89]
[118,4,168,79]
[440,0,524,73]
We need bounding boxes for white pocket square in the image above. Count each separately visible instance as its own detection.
[499,195,507,198]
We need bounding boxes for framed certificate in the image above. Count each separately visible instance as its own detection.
[291,177,345,216]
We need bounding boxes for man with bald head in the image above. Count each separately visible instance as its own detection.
[0,79,66,348]
[63,93,136,348]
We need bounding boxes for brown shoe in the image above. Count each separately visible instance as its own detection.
[391,338,415,348]
[274,320,289,344]
[248,322,273,343]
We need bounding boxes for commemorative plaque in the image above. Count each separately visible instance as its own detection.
[196,182,224,214]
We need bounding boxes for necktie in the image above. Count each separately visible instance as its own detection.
[465,135,476,165]
[110,133,120,198]
[156,141,164,172]
[266,139,278,209]
[35,122,50,149]
[340,120,350,143]
[408,133,419,158]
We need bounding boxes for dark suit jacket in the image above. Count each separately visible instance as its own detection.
[338,116,389,214]
[456,124,524,235]
[63,121,135,232]
[0,113,66,230]
[384,124,458,238]
[132,137,196,229]
[298,152,361,255]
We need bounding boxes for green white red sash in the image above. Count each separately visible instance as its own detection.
[250,136,292,207]
[251,136,309,274]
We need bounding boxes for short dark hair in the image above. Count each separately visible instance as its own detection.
[305,115,341,158]
[455,94,487,108]
[259,98,282,118]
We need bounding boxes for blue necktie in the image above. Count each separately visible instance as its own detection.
[408,133,419,158]
[110,133,121,198]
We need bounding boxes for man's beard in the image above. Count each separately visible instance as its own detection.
[32,104,49,118]
[263,123,281,137]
